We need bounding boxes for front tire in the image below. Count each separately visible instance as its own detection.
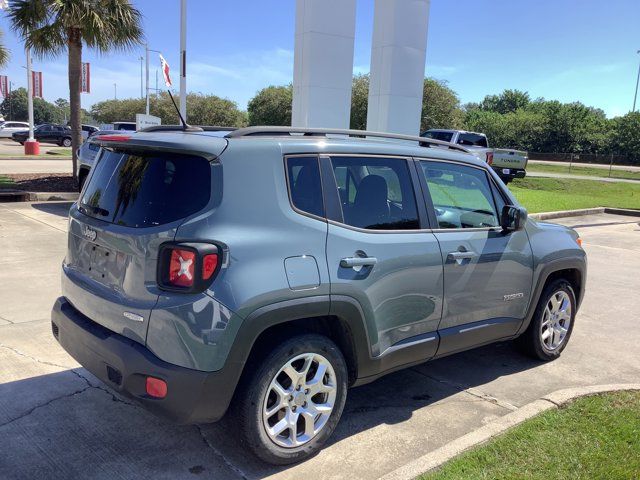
[517,279,576,361]
[237,334,348,465]
[61,137,72,147]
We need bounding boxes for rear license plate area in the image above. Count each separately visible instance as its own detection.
[88,244,122,284]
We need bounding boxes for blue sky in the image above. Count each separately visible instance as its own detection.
[0,0,638,117]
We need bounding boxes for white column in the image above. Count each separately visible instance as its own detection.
[367,0,430,136]
[292,0,356,129]
[179,0,187,121]
[26,48,34,141]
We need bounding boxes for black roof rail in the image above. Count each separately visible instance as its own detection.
[225,126,470,153]
[140,125,238,133]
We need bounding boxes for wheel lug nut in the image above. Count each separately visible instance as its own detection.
[303,402,307,407]
[292,406,297,411]
[296,385,301,391]
[305,389,309,394]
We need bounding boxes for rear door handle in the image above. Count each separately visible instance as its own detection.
[340,257,378,268]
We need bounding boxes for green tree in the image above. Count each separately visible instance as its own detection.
[247,85,292,126]
[420,78,464,131]
[479,89,530,114]
[90,92,246,127]
[611,112,640,160]
[9,0,143,179]
[0,87,58,124]
[0,29,9,67]
[350,74,369,130]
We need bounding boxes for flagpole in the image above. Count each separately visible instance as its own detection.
[179,0,187,121]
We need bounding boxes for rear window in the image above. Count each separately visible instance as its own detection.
[79,150,211,227]
[457,133,488,147]
[422,131,454,142]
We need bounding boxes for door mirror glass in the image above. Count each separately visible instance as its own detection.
[501,205,527,231]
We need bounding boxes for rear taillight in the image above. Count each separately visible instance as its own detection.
[168,249,196,287]
[486,152,494,165]
[158,243,222,292]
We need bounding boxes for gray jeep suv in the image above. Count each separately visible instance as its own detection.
[52,126,586,465]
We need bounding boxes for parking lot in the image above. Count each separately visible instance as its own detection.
[0,202,638,480]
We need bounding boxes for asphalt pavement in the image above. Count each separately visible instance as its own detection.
[0,203,638,480]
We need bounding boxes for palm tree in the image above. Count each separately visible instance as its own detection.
[8,0,143,179]
[0,29,9,67]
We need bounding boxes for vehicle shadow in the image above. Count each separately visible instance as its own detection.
[30,201,73,218]
[0,342,540,480]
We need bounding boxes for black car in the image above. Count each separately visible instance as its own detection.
[12,124,73,147]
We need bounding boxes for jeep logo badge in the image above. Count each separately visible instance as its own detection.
[82,225,97,242]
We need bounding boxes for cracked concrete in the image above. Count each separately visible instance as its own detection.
[0,204,639,479]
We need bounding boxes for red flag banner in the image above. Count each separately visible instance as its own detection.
[0,76,8,97]
[32,71,43,98]
[159,54,172,87]
[81,62,90,93]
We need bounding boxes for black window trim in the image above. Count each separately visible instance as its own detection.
[319,153,431,234]
[283,154,328,223]
[415,157,508,233]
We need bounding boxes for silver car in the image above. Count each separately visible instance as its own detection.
[0,121,30,138]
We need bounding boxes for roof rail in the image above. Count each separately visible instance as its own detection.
[140,125,238,133]
[225,126,470,153]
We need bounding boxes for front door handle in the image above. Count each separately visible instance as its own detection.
[447,251,477,264]
[340,257,378,268]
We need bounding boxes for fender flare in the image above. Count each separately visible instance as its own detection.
[516,256,586,336]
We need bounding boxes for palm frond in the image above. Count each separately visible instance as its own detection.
[0,29,9,67]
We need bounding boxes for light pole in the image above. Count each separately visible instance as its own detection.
[139,56,144,99]
[633,50,640,112]
[114,83,117,100]
[26,48,34,142]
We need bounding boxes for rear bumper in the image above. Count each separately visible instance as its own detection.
[493,166,526,179]
[51,296,239,424]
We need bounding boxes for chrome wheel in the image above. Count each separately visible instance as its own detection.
[262,352,337,448]
[540,290,572,351]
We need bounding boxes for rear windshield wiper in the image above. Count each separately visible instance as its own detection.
[79,203,110,217]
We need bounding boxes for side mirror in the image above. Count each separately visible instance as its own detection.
[501,205,527,231]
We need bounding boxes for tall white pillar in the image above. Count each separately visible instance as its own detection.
[292,0,356,128]
[367,0,430,136]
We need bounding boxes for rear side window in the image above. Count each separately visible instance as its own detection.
[286,156,324,218]
[330,156,419,230]
[79,150,211,227]
[423,131,453,142]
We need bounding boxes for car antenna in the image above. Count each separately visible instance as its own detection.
[166,90,202,132]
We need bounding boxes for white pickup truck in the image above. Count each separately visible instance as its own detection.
[421,129,527,184]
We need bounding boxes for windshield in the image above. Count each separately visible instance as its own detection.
[79,149,211,227]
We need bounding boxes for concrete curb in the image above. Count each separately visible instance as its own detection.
[0,190,78,202]
[378,383,640,480]
[530,207,640,221]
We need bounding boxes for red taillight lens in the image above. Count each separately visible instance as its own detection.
[486,152,494,165]
[168,248,196,287]
[96,134,131,142]
[202,253,218,280]
[145,377,167,398]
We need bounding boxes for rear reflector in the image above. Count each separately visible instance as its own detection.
[168,249,196,287]
[202,254,219,280]
[146,377,167,398]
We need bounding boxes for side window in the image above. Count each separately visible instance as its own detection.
[330,156,419,230]
[421,161,499,229]
[286,156,324,218]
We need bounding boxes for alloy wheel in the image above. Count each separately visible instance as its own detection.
[540,290,572,351]
[262,352,337,448]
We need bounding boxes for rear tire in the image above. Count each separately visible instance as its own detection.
[517,279,576,361]
[501,177,512,185]
[236,334,348,465]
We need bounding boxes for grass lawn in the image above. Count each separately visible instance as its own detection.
[421,391,640,480]
[0,175,14,188]
[528,162,640,181]
[509,177,640,213]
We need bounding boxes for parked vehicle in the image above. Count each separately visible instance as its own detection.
[421,129,528,184]
[0,121,30,138]
[52,126,586,465]
[12,123,72,146]
[81,124,99,139]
